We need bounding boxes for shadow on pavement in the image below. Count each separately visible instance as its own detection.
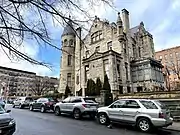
[111,123,176,135]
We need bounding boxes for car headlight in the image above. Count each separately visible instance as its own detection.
[9,119,15,125]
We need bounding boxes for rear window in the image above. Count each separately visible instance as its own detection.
[25,97,33,101]
[83,98,96,103]
[140,100,158,109]
[48,98,55,102]
[154,101,167,109]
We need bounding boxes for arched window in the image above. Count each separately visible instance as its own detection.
[64,39,68,46]
[69,39,73,46]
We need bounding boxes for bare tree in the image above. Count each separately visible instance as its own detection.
[31,76,48,96]
[167,60,180,80]
[0,0,114,67]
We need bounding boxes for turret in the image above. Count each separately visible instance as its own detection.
[58,19,76,95]
[117,12,123,36]
[117,12,124,42]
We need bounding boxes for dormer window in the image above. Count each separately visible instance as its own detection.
[91,30,103,43]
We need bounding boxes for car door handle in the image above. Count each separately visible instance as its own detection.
[136,111,140,113]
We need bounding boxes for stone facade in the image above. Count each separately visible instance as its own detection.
[58,9,164,97]
[0,66,59,97]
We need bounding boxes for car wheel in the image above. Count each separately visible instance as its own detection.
[73,109,81,120]
[98,113,109,125]
[40,106,46,113]
[29,105,33,111]
[137,118,152,132]
[55,107,61,116]
[19,104,23,109]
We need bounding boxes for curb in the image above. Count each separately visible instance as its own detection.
[163,128,180,132]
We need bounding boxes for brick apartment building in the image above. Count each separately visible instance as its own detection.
[0,66,59,97]
[155,46,180,90]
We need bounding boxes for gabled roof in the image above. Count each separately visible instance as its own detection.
[130,25,140,37]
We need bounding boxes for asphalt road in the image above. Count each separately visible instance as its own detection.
[6,105,180,135]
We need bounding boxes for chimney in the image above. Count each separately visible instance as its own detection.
[122,8,130,33]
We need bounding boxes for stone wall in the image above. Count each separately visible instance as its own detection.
[160,99,180,122]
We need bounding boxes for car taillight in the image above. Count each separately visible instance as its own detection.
[46,102,51,105]
[82,104,90,108]
[159,112,165,118]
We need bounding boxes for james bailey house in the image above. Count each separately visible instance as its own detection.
[58,9,165,97]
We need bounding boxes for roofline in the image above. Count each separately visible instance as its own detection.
[155,46,180,53]
[0,66,36,75]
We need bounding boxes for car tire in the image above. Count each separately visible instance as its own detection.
[98,113,109,125]
[137,118,152,132]
[19,104,23,109]
[40,106,46,113]
[29,105,33,111]
[55,107,61,116]
[73,108,81,120]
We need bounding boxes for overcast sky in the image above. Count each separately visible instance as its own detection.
[0,0,179,78]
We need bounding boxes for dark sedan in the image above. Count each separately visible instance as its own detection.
[0,106,16,135]
[29,98,56,113]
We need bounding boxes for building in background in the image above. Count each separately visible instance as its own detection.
[155,46,180,90]
[0,66,59,97]
[59,9,164,97]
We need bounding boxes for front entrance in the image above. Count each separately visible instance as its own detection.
[119,86,123,94]
[137,86,143,92]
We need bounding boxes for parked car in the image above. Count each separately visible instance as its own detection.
[97,99,173,132]
[13,97,33,109]
[0,100,5,109]
[54,97,98,119]
[29,98,56,113]
[0,106,16,135]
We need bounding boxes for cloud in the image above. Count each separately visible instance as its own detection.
[0,41,58,77]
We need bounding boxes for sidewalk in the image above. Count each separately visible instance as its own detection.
[164,122,180,132]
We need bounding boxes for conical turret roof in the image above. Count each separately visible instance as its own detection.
[62,20,75,36]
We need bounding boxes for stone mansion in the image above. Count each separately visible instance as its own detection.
[58,9,164,97]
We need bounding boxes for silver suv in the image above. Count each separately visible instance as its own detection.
[54,97,98,119]
[97,99,173,132]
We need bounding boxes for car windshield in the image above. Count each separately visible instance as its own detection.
[0,106,5,114]
[83,98,96,103]
[154,100,167,109]
[140,100,158,109]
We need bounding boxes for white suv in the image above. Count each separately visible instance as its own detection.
[54,97,98,119]
[13,97,33,109]
[97,99,173,132]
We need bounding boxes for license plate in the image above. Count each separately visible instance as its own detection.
[91,106,96,109]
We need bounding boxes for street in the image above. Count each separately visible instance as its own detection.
[5,105,179,135]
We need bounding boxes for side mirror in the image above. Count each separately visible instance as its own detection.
[6,110,11,113]
[62,101,65,103]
